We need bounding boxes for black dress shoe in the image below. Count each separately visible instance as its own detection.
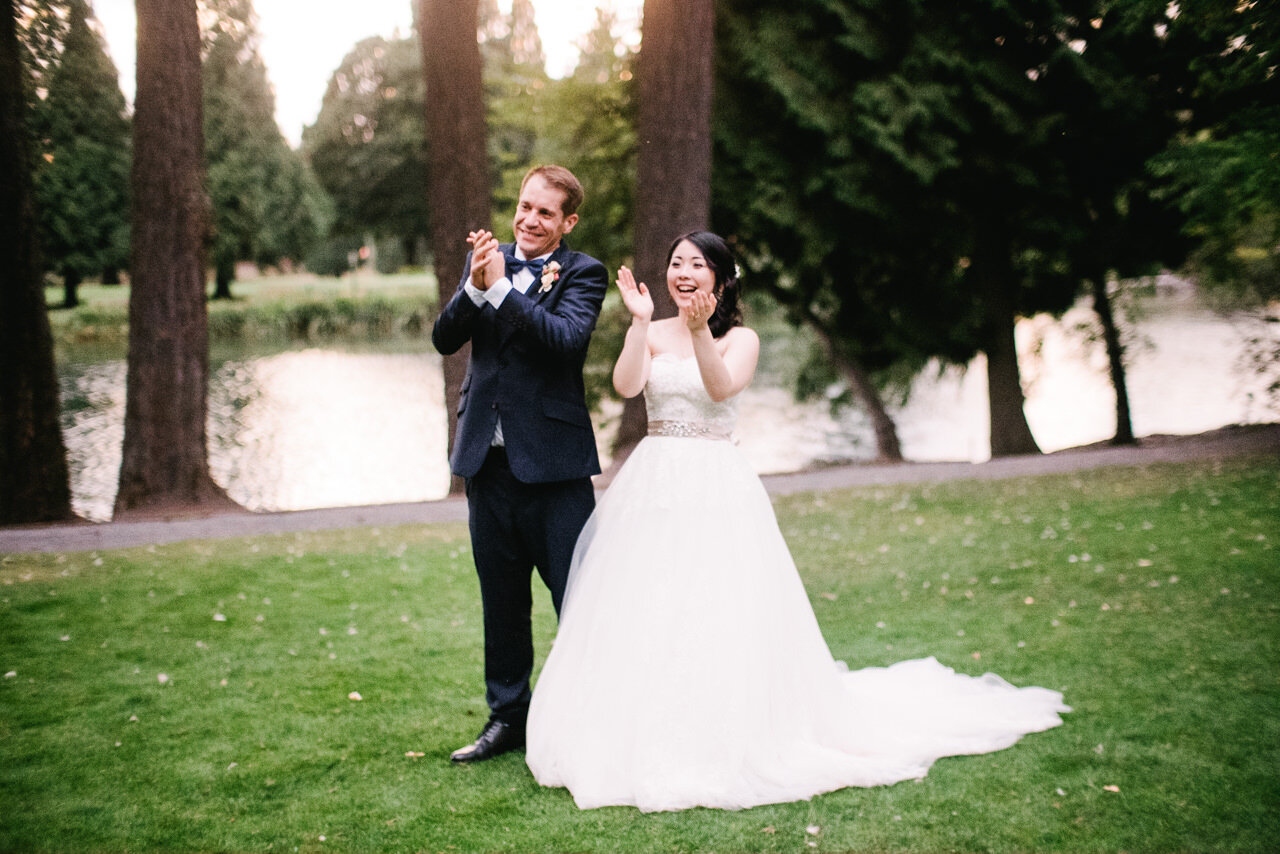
[450,720,525,763]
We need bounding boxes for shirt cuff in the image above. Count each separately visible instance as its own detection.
[481,277,513,308]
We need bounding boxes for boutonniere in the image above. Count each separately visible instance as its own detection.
[539,261,561,293]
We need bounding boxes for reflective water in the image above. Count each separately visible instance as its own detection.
[58,293,1273,522]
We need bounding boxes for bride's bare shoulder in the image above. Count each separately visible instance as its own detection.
[722,325,760,349]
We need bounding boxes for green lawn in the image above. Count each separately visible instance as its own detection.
[2,456,1277,853]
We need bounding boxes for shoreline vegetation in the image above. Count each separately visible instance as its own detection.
[46,272,442,348]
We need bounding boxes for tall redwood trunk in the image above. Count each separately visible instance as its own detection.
[115,0,235,517]
[0,0,73,523]
[419,0,489,494]
[1091,272,1135,445]
[615,0,715,460]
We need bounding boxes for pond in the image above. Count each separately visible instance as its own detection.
[57,285,1274,522]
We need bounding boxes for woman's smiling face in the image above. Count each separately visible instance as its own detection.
[666,240,716,309]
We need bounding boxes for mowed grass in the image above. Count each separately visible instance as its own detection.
[1,456,1277,853]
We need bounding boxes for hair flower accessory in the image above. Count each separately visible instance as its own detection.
[539,261,561,293]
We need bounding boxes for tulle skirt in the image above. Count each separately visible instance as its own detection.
[526,436,1069,812]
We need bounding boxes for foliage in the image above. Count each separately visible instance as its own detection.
[480,0,550,226]
[202,0,329,296]
[302,4,635,284]
[530,8,636,275]
[1034,0,1193,285]
[303,34,427,260]
[713,0,989,374]
[26,0,130,289]
[45,272,439,346]
[14,0,68,103]
[2,0,75,522]
[1143,0,1280,412]
[1152,111,1280,306]
[2,457,1278,850]
[1141,0,1280,304]
[713,0,1270,454]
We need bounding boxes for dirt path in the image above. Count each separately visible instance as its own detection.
[3,424,1276,555]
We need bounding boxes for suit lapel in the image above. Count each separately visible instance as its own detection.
[529,241,568,305]
[495,241,565,350]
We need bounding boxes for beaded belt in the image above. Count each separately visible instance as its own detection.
[647,420,733,441]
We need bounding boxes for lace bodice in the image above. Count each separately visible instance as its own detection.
[645,353,738,436]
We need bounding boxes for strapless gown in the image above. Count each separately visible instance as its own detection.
[525,354,1069,812]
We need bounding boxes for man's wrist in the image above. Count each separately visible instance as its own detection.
[483,277,514,307]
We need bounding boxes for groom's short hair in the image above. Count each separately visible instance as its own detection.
[522,165,585,217]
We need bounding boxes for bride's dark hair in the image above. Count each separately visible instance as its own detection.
[666,230,743,339]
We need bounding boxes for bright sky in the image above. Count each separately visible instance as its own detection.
[93,0,641,146]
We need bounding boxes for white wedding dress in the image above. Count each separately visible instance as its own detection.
[526,354,1069,812]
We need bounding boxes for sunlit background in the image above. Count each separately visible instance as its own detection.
[93,0,642,145]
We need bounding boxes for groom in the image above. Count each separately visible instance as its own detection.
[432,165,607,763]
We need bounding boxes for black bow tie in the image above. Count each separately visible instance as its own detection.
[506,255,547,277]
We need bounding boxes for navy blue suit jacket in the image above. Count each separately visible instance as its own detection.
[431,240,608,483]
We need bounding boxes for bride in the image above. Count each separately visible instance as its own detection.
[525,231,1069,812]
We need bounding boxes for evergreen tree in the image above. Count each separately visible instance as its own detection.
[1022,1,1195,445]
[15,0,68,101]
[481,0,549,222]
[716,0,1121,459]
[1149,0,1280,305]
[116,0,234,517]
[202,0,327,298]
[713,0,961,461]
[1,0,73,523]
[29,0,129,308]
[303,34,428,265]
[533,8,635,274]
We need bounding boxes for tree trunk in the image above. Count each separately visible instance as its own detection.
[829,350,903,464]
[419,0,490,495]
[1090,272,1136,445]
[980,267,1041,458]
[801,308,903,462]
[62,269,81,308]
[614,0,715,462]
[0,0,74,524]
[211,254,234,300]
[115,0,236,518]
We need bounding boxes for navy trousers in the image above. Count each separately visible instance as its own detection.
[465,446,595,730]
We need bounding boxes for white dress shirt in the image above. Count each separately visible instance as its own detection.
[463,248,553,447]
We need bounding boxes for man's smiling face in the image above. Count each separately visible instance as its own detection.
[512,174,578,259]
